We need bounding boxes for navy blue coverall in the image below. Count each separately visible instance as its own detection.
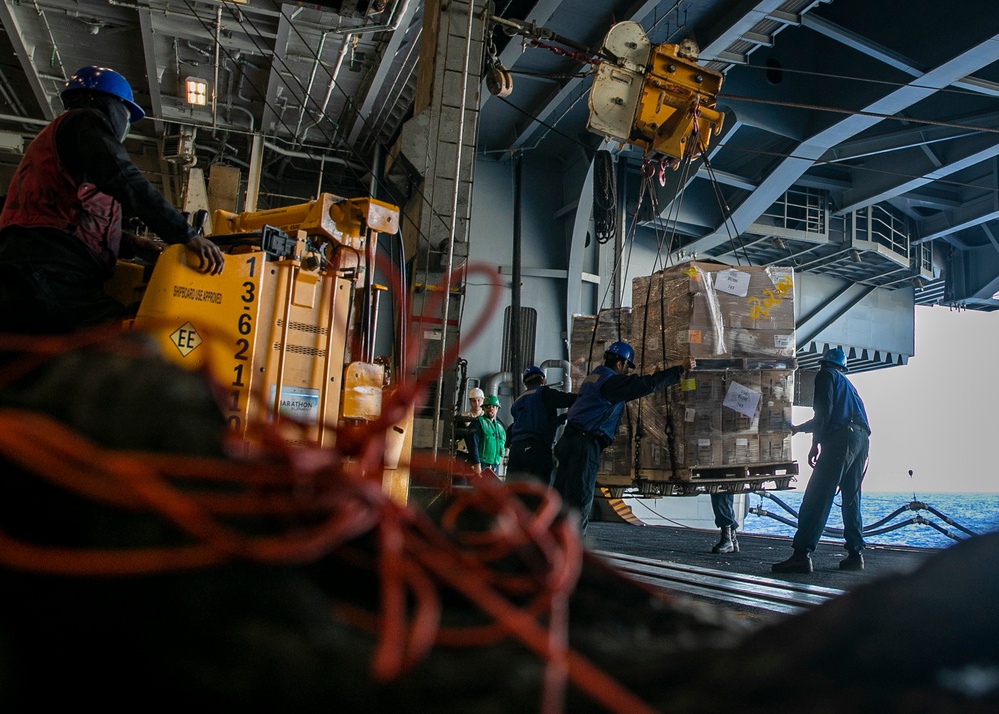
[553,364,684,534]
[506,384,577,484]
[793,366,871,554]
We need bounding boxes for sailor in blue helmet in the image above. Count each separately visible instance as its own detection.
[0,66,224,333]
[552,341,695,535]
[506,365,577,484]
[772,347,871,574]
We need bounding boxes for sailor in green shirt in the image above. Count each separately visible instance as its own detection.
[469,394,507,475]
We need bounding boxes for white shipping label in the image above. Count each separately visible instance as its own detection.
[715,269,751,297]
[685,407,696,423]
[774,334,794,349]
[723,381,762,419]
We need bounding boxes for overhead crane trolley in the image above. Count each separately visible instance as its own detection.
[587,21,725,163]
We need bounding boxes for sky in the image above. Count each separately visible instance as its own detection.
[790,305,999,494]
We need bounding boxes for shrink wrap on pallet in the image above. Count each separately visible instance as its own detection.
[568,264,798,490]
[630,262,797,482]
[631,261,795,364]
[633,368,794,480]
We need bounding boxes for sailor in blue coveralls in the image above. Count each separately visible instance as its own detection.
[506,366,577,484]
[552,341,695,535]
[772,347,871,574]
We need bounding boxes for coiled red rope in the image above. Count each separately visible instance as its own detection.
[0,264,659,714]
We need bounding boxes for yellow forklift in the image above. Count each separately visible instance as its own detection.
[120,193,412,503]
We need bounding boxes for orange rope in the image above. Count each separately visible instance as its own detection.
[0,264,660,714]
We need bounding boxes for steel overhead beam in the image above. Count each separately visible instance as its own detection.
[138,8,165,135]
[682,30,999,258]
[982,224,999,256]
[801,13,922,75]
[893,189,963,211]
[917,192,999,244]
[794,174,851,192]
[803,12,999,98]
[837,133,999,215]
[346,0,419,145]
[954,75,999,99]
[0,1,58,120]
[822,120,986,164]
[260,12,293,135]
[695,167,757,191]
[699,0,788,55]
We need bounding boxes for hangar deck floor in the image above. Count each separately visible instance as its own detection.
[584,522,935,620]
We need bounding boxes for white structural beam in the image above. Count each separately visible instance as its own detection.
[0,1,58,120]
[683,30,999,257]
[138,8,165,135]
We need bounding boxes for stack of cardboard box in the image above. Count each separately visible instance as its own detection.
[630,262,796,481]
[567,262,798,486]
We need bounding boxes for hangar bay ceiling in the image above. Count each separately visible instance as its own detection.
[1,0,998,339]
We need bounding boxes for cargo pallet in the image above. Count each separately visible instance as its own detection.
[599,461,798,498]
[691,357,798,371]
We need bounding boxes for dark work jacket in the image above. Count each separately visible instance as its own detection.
[0,114,121,269]
[566,366,623,443]
[0,102,195,276]
[508,385,576,445]
[566,364,685,446]
[798,367,870,442]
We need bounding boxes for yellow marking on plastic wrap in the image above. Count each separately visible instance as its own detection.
[747,274,794,320]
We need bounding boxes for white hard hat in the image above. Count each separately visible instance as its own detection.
[467,387,485,400]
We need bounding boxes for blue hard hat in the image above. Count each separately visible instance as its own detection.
[820,347,848,371]
[522,365,545,382]
[604,340,636,368]
[62,66,145,122]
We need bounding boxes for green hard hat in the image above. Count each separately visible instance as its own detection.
[483,394,501,407]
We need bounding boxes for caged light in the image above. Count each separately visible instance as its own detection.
[185,77,208,107]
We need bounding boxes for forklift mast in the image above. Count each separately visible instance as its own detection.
[129,193,411,503]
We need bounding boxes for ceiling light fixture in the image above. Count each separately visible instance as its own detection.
[185,77,208,107]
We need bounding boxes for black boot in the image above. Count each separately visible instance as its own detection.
[771,550,813,574]
[839,551,865,571]
[711,526,739,554]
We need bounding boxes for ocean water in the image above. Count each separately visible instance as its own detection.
[742,491,999,550]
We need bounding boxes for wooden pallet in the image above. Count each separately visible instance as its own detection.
[633,473,798,498]
[601,461,799,498]
[690,357,798,371]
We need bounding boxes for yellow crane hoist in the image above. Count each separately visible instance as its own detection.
[488,17,724,164]
[587,21,724,163]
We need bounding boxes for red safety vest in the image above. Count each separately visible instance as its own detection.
[0,112,122,268]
